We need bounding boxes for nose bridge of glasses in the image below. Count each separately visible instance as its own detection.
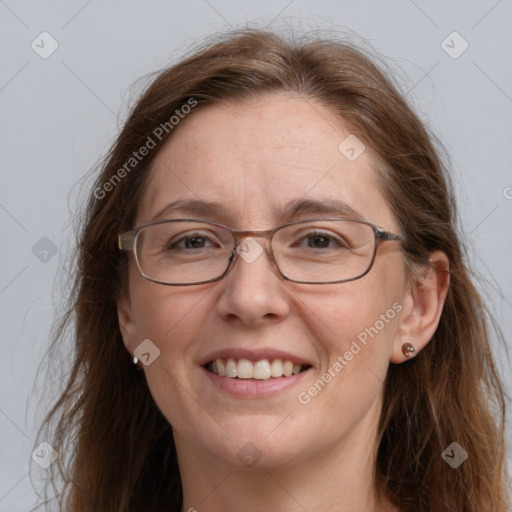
[231,227,276,240]
[230,227,274,259]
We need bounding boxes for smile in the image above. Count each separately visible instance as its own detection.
[205,357,311,380]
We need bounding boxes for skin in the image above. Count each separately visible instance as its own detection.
[118,92,450,512]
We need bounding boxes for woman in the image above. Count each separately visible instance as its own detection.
[36,28,510,511]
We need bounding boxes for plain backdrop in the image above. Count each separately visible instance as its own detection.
[1,1,511,510]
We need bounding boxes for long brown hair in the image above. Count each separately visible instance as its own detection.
[33,28,510,511]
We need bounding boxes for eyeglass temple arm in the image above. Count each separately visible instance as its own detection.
[377,229,404,242]
[118,233,134,251]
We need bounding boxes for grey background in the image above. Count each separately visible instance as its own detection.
[1,1,511,510]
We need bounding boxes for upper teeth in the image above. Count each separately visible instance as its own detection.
[209,358,305,380]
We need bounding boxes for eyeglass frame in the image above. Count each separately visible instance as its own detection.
[118,217,405,286]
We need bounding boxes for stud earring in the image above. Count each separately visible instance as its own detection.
[401,343,416,358]
[133,352,138,365]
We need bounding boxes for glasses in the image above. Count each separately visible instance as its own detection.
[118,218,404,286]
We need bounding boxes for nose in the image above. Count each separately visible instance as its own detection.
[215,237,291,327]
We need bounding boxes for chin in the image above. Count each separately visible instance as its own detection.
[213,419,310,469]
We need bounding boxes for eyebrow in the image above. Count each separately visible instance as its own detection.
[150,197,364,224]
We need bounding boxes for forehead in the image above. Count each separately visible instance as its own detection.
[137,93,397,230]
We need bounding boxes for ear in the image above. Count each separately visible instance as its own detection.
[390,251,450,363]
[117,293,138,356]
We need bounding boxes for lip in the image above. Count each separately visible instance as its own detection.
[201,365,312,398]
[198,348,312,367]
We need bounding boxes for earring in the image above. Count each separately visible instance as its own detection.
[401,343,416,358]
[133,352,138,365]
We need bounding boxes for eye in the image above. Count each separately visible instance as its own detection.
[295,231,348,249]
[167,231,219,250]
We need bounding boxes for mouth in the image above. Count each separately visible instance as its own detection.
[204,357,312,380]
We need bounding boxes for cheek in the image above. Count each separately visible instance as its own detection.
[130,284,216,427]
[301,278,400,345]
[129,281,212,363]
[292,289,401,431]
[295,269,403,382]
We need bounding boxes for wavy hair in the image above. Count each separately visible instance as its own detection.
[34,28,510,511]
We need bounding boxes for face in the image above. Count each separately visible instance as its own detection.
[118,93,410,472]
